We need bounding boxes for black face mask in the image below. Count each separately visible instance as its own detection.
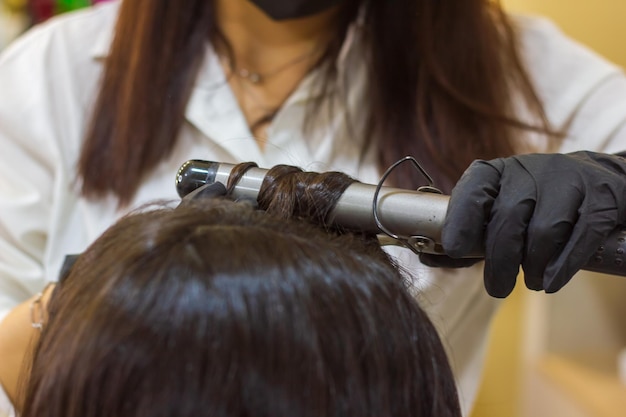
[249,0,345,21]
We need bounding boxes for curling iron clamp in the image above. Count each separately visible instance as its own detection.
[175,158,626,277]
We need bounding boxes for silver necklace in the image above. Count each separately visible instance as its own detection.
[227,48,319,85]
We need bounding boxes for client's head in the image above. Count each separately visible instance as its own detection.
[21,170,460,417]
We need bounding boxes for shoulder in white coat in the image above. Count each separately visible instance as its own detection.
[512,14,626,154]
[0,1,120,320]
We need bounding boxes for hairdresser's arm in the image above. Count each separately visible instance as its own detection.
[435,9,626,295]
[442,74,626,298]
[0,285,53,406]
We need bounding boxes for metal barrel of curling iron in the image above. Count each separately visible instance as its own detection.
[175,159,626,277]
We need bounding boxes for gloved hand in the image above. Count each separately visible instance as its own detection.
[440,151,626,298]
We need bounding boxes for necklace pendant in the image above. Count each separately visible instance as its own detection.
[248,72,263,84]
[238,68,262,84]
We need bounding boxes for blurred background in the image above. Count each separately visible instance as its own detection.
[0,1,111,49]
[1,1,625,416]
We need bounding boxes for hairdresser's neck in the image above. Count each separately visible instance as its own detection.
[215,0,339,68]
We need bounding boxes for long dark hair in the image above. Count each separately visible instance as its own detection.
[78,0,550,203]
[21,165,461,417]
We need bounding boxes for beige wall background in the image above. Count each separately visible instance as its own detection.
[503,0,626,68]
[472,3,626,417]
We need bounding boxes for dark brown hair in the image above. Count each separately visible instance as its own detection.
[21,166,461,417]
[79,0,550,202]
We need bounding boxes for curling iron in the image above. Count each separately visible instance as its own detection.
[176,159,626,277]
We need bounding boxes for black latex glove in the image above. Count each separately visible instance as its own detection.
[440,151,626,298]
